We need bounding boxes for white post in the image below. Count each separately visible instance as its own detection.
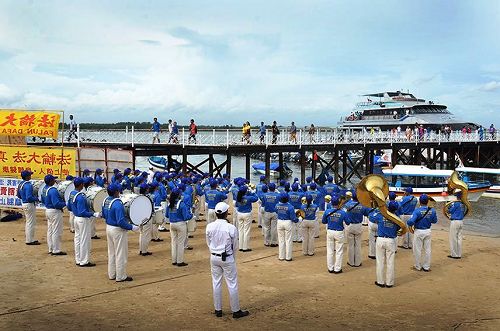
[131,126,135,147]
[212,129,215,145]
[299,129,302,148]
[266,129,269,148]
[125,125,128,143]
[77,124,80,148]
[334,128,337,146]
[226,129,229,148]
[182,127,185,147]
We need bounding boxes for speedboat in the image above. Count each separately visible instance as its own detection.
[382,165,490,202]
[252,162,293,177]
[455,167,500,199]
[148,156,182,172]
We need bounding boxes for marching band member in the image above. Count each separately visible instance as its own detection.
[206,202,249,319]
[322,176,339,210]
[194,177,205,221]
[257,185,268,234]
[398,187,417,249]
[343,190,371,267]
[447,190,465,259]
[42,174,67,255]
[367,207,382,259]
[276,193,298,261]
[179,183,194,251]
[322,195,349,273]
[166,188,192,267]
[94,168,106,188]
[110,169,120,184]
[205,180,227,224]
[103,183,139,282]
[17,170,40,245]
[122,168,132,192]
[407,194,437,272]
[138,183,153,256]
[235,185,258,252]
[230,179,241,225]
[82,169,91,178]
[300,194,319,256]
[307,183,321,238]
[71,177,100,267]
[66,175,76,233]
[262,183,280,247]
[150,182,164,241]
[83,177,100,240]
[255,175,267,228]
[289,183,304,243]
[374,201,400,288]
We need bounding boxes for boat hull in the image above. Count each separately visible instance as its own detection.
[483,185,500,199]
[389,186,489,202]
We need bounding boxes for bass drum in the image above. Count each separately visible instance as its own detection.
[32,180,45,201]
[85,185,107,212]
[120,193,153,226]
[57,180,75,203]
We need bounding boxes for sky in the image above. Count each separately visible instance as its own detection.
[0,0,499,126]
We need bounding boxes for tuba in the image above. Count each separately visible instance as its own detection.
[443,171,471,219]
[357,175,407,236]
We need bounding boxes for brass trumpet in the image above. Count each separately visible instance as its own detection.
[443,171,471,219]
[357,175,407,236]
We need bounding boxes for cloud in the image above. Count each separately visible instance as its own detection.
[479,81,500,92]
[0,84,16,101]
[138,39,161,46]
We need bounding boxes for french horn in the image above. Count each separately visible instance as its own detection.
[443,171,471,219]
[357,175,407,236]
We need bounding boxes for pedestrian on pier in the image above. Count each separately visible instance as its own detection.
[271,121,279,144]
[67,114,78,142]
[171,121,179,143]
[259,122,266,144]
[151,118,161,144]
[308,124,316,143]
[290,122,297,144]
[189,119,197,144]
[167,119,174,143]
[489,124,496,139]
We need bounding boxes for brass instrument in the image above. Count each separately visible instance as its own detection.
[357,175,407,236]
[247,183,256,190]
[296,209,305,218]
[324,195,332,203]
[443,171,471,219]
[301,196,307,204]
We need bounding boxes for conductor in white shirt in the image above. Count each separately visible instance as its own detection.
[206,202,249,319]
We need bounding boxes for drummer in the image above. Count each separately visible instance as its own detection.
[82,169,91,178]
[139,183,153,256]
[17,170,40,245]
[83,177,100,240]
[41,174,67,255]
[65,175,76,233]
[150,182,164,242]
[94,168,107,188]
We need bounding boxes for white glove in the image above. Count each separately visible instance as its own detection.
[93,212,101,218]
[132,225,140,232]
[298,217,303,222]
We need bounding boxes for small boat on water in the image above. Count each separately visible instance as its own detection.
[252,162,293,177]
[382,165,490,202]
[455,167,500,199]
[148,156,182,172]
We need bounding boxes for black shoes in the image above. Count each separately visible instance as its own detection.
[158,228,169,232]
[91,236,100,240]
[285,259,292,262]
[116,276,133,282]
[79,262,96,267]
[151,238,164,242]
[215,310,222,318]
[172,262,177,266]
[368,256,376,260]
[447,255,461,259]
[185,247,193,250]
[347,263,362,267]
[51,252,67,256]
[233,310,249,319]
[270,244,278,247]
[333,270,343,274]
[26,240,40,246]
[242,249,252,252]
[140,252,153,256]
[375,281,385,288]
[422,268,430,272]
[177,262,188,267]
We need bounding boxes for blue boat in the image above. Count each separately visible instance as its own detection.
[252,162,293,177]
[148,156,182,172]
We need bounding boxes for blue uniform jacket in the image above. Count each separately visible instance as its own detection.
[19,181,38,203]
[322,183,340,196]
[236,193,258,213]
[95,175,106,187]
[276,202,298,222]
[73,192,94,218]
[377,217,401,238]
[182,191,193,209]
[67,190,78,212]
[152,191,163,207]
[102,196,132,230]
[152,122,161,132]
[343,200,370,224]
[447,201,465,220]
[399,195,418,215]
[122,176,132,191]
[166,200,192,222]
[262,192,280,212]
[289,191,303,209]
[301,203,318,220]
[368,208,383,224]
[322,207,349,231]
[407,206,438,230]
[386,200,401,216]
[43,186,66,210]
[205,189,227,209]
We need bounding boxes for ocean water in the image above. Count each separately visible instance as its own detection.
[136,155,500,236]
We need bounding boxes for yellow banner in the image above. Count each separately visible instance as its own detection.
[0,146,76,179]
[0,110,61,138]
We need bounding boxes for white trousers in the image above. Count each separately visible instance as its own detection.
[368,221,378,257]
[277,220,293,260]
[90,217,96,237]
[326,230,345,272]
[263,212,278,245]
[69,211,75,232]
[413,229,432,270]
[46,209,63,254]
[22,203,36,243]
[257,201,263,226]
[376,237,396,286]
[362,215,369,226]
[313,218,320,237]
[400,215,413,248]
[449,221,463,258]
[106,225,129,281]
[74,216,92,265]
[139,219,152,253]
[194,199,201,221]
[207,209,217,224]
[237,212,252,250]
[346,223,363,266]
[210,255,240,312]
[301,219,316,255]
[232,202,237,225]
[170,222,187,263]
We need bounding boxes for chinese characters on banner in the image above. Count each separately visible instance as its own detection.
[0,110,61,138]
[0,146,76,180]
[0,178,22,207]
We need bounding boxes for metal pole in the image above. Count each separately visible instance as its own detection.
[77,124,80,148]
[212,129,215,145]
[182,127,185,147]
[125,125,128,143]
[299,129,302,148]
[226,129,229,148]
[132,126,135,147]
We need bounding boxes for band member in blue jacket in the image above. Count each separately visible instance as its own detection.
[374,201,400,288]
[235,186,258,252]
[18,170,40,245]
[447,190,466,259]
[367,207,382,259]
[289,183,304,243]
[262,183,280,247]
[322,196,350,273]
[166,188,193,267]
[343,191,371,267]
[300,194,319,256]
[94,168,107,188]
[42,174,67,255]
[275,193,298,261]
[398,187,417,249]
[103,183,139,282]
[205,180,228,224]
[407,194,438,272]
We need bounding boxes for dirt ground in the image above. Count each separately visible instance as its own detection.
[1,209,500,331]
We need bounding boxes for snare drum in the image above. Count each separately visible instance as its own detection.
[152,207,165,225]
[85,185,107,212]
[187,217,197,233]
[32,180,45,201]
[120,193,153,226]
[57,180,75,203]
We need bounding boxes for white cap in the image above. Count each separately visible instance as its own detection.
[215,202,229,214]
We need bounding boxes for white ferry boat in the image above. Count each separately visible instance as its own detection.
[455,167,500,199]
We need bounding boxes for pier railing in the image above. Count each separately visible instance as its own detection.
[54,127,499,147]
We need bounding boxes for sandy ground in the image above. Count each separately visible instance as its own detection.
[1,209,500,331]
